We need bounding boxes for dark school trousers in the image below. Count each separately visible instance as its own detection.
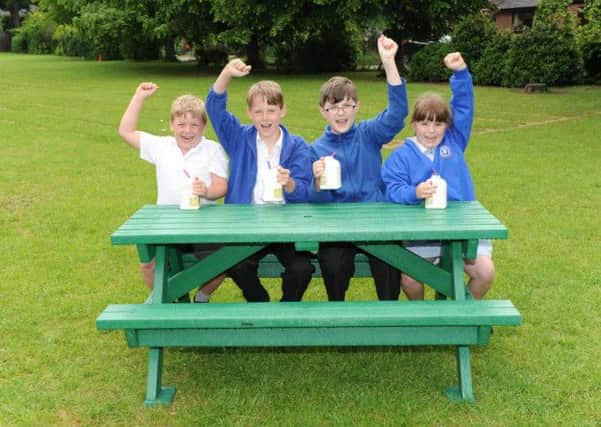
[317,242,401,301]
[228,243,315,302]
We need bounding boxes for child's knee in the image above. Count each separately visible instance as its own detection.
[140,260,154,273]
[468,256,495,283]
[140,260,155,288]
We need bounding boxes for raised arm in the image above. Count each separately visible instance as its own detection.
[118,82,159,150]
[361,35,408,146]
[378,34,401,86]
[444,52,474,151]
[213,59,251,94]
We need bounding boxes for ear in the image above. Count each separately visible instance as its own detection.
[169,120,175,133]
[280,104,287,118]
[319,106,328,121]
[355,100,360,112]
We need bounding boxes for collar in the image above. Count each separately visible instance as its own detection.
[256,127,284,150]
[323,122,357,140]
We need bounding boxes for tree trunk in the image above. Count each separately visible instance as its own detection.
[163,37,177,62]
[10,4,20,28]
[246,34,264,69]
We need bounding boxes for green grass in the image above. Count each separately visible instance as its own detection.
[1,53,600,426]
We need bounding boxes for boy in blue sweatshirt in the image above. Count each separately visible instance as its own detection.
[381,52,495,300]
[310,34,408,301]
[206,59,314,302]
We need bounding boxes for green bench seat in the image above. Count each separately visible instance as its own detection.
[97,300,521,404]
[182,252,372,278]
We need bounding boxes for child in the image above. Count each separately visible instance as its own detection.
[118,82,228,302]
[310,34,408,301]
[205,60,314,302]
[381,52,495,300]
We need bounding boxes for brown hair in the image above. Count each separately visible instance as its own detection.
[170,95,207,124]
[411,92,452,125]
[246,80,284,108]
[319,76,358,107]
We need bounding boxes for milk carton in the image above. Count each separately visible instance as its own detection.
[319,154,341,190]
[425,171,447,209]
[263,166,284,203]
[179,181,200,210]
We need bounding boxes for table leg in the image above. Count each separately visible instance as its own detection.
[446,345,475,402]
[441,241,476,402]
[143,246,176,405]
[144,347,175,406]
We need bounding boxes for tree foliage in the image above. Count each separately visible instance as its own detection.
[15,0,509,71]
[576,0,601,81]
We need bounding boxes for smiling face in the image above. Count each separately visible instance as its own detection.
[412,118,447,149]
[169,95,207,154]
[410,92,451,149]
[170,112,205,153]
[247,94,286,144]
[319,76,359,135]
[320,97,360,134]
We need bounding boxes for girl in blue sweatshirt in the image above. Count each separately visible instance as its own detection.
[382,52,495,300]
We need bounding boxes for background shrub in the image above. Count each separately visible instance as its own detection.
[504,23,581,87]
[450,13,497,66]
[472,30,513,86]
[576,0,601,82]
[12,11,56,54]
[72,4,126,60]
[54,24,89,57]
[408,42,454,82]
[274,28,361,73]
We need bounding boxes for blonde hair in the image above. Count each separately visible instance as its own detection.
[319,76,358,107]
[170,95,207,124]
[411,92,452,125]
[246,80,284,108]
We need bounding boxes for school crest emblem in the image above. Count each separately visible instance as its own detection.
[439,145,451,158]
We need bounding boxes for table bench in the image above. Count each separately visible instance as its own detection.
[182,252,372,278]
[97,299,520,405]
[97,202,521,405]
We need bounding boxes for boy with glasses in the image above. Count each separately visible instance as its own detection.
[310,34,408,301]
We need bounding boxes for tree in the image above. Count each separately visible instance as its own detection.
[21,0,494,69]
[577,0,601,81]
[0,0,31,28]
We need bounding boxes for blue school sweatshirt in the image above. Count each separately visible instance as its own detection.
[309,82,408,203]
[206,87,312,204]
[382,68,475,204]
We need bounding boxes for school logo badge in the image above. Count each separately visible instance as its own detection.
[439,145,451,158]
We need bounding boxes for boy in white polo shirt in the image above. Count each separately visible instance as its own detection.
[118,82,228,301]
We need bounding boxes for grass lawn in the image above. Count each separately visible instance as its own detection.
[1,53,600,426]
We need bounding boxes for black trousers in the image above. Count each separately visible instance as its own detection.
[228,243,314,302]
[317,242,401,301]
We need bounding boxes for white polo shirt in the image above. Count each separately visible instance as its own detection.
[252,130,284,205]
[139,132,228,205]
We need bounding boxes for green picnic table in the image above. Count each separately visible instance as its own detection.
[97,201,521,405]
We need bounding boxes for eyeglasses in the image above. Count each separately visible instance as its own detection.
[324,103,357,114]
